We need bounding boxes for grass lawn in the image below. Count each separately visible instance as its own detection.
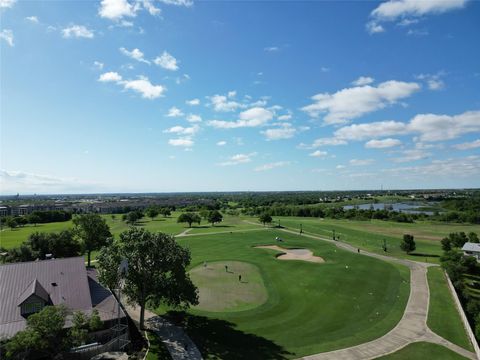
[155,229,410,359]
[376,342,469,359]
[427,267,473,351]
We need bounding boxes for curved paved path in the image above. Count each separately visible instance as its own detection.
[275,228,476,360]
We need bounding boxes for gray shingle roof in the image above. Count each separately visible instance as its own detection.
[0,257,124,339]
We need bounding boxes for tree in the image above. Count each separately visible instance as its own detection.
[6,217,17,231]
[27,214,41,227]
[177,212,201,228]
[16,217,28,227]
[146,207,159,221]
[400,234,416,254]
[259,213,272,226]
[207,210,223,226]
[160,208,171,217]
[125,211,140,225]
[5,305,68,359]
[441,237,452,252]
[73,214,112,267]
[468,232,479,243]
[69,310,102,347]
[97,227,198,329]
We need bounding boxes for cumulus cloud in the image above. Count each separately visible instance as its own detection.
[208,94,244,112]
[366,21,385,34]
[62,25,94,39]
[168,138,193,147]
[219,153,257,166]
[25,16,39,23]
[309,150,328,158]
[264,46,279,52]
[350,159,375,166]
[98,0,137,20]
[301,80,420,124]
[0,0,16,9]
[93,61,104,70]
[393,149,430,163]
[216,140,227,146]
[0,29,14,46]
[166,107,184,117]
[278,114,292,121]
[262,123,296,140]
[416,72,445,90]
[352,76,374,86]
[186,98,200,106]
[365,138,402,148]
[254,161,290,172]
[208,107,274,129]
[453,139,480,150]
[154,51,179,71]
[120,47,150,64]
[157,0,193,6]
[371,0,467,21]
[186,114,202,123]
[334,120,408,140]
[98,71,123,82]
[163,125,199,136]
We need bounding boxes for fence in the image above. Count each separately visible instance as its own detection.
[68,332,129,360]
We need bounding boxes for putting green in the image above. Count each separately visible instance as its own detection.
[190,261,268,312]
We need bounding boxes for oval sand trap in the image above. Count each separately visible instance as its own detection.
[255,245,324,263]
[189,261,268,312]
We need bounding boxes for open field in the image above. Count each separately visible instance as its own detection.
[427,267,473,351]
[157,229,410,358]
[377,342,469,359]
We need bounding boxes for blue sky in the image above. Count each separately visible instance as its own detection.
[1,0,479,194]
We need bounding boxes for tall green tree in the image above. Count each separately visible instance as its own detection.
[259,213,272,226]
[177,212,201,228]
[97,228,198,329]
[73,214,112,267]
[27,214,41,227]
[6,217,17,231]
[207,210,223,226]
[400,234,416,254]
[146,207,159,221]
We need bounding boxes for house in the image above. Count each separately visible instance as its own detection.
[0,256,126,340]
[462,242,480,261]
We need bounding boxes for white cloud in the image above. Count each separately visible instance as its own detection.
[62,25,94,39]
[120,47,150,64]
[416,72,445,90]
[208,94,244,112]
[407,28,429,36]
[216,141,227,146]
[166,106,184,117]
[186,98,200,106]
[408,110,480,142]
[93,61,104,70]
[352,76,374,86]
[336,165,346,169]
[453,139,480,150]
[309,150,328,158]
[302,80,420,124]
[393,149,430,163]
[371,0,467,21]
[186,114,202,123]
[0,29,14,46]
[365,138,402,148]
[350,159,375,166]
[366,21,385,34]
[254,161,290,172]
[334,120,408,140]
[0,0,16,8]
[142,0,161,15]
[228,90,237,98]
[264,46,279,52]
[25,16,39,23]
[278,114,292,121]
[262,123,296,140]
[154,51,179,71]
[98,0,136,20]
[122,76,165,99]
[157,0,193,6]
[168,138,194,147]
[219,153,257,166]
[397,18,419,26]
[163,125,199,136]
[209,107,274,129]
[98,71,123,82]
[384,156,480,178]
[303,138,348,148]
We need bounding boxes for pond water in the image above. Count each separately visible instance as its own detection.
[342,202,437,215]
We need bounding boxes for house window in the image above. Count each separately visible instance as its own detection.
[24,302,43,314]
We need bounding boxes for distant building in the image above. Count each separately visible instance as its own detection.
[462,242,480,261]
[0,257,125,339]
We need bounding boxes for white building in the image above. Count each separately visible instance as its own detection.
[461,242,480,261]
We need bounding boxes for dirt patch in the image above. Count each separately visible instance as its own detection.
[255,245,324,263]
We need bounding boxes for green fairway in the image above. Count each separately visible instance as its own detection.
[190,261,268,312]
[157,229,410,358]
[376,342,469,359]
[427,267,473,351]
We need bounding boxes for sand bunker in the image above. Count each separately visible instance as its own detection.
[255,245,324,263]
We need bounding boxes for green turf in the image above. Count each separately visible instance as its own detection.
[376,342,469,359]
[190,260,268,312]
[155,229,410,358]
[427,267,473,351]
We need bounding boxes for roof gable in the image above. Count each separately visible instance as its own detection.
[17,278,50,306]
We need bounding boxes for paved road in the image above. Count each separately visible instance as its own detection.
[124,304,203,360]
[275,228,477,360]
